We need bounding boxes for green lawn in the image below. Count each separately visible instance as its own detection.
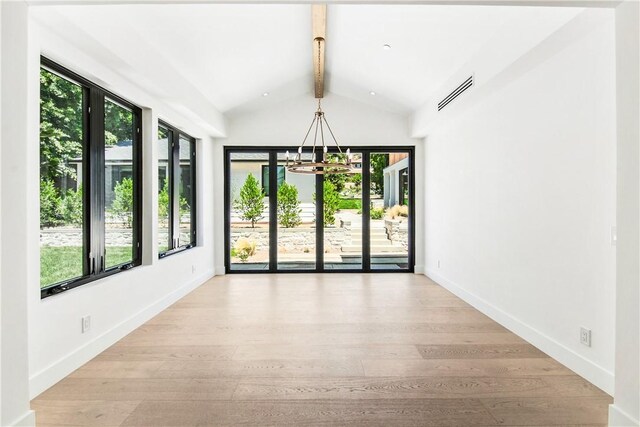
[338,198,361,210]
[40,246,132,288]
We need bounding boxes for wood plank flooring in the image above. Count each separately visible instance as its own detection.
[31,274,612,426]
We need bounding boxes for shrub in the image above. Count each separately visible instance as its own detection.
[234,174,265,228]
[59,185,83,226]
[314,181,340,226]
[40,179,61,227]
[158,178,190,226]
[112,177,134,227]
[386,204,409,219]
[234,238,256,262]
[370,207,385,219]
[158,178,170,226]
[277,182,302,228]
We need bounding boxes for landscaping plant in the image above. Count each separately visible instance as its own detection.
[316,181,340,226]
[234,173,266,228]
[112,177,134,227]
[277,182,302,228]
[234,238,256,262]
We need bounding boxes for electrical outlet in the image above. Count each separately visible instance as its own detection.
[580,327,591,347]
[192,265,196,274]
[437,260,441,268]
[82,316,91,333]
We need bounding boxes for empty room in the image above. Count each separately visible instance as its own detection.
[0,0,638,426]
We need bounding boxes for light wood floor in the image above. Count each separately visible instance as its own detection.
[32,274,612,426]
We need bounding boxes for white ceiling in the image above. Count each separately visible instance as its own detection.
[33,3,583,119]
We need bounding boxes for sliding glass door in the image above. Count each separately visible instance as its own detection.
[224,147,414,273]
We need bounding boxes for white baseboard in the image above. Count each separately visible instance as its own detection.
[424,269,614,395]
[215,266,226,275]
[414,264,425,274]
[29,269,214,398]
[609,404,640,427]
[10,410,36,427]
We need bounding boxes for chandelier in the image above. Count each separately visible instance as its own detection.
[286,5,358,175]
[286,100,354,175]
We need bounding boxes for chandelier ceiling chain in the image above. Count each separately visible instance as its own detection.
[286,5,357,175]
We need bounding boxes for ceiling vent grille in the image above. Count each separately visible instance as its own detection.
[438,75,473,111]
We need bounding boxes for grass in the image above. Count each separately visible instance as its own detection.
[337,198,361,210]
[40,246,132,288]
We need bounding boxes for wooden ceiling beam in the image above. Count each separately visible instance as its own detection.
[312,4,326,98]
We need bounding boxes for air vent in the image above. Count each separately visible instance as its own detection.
[438,75,473,111]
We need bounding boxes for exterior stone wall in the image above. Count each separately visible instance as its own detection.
[40,228,170,247]
[385,219,409,249]
[230,227,347,252]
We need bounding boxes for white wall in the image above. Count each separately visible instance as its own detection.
[215,92,422,271]
[610,1,640,425]
[420,9,617,393]
[25,15,218,399]
[1,3,37,426]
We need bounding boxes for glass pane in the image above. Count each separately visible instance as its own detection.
[178,135,194,247]
[104,98,135,269]
[158,125,171,253]
[324,152,363,270]
[39,68,85,288]
[277,152,315,270]
[229,152,269,270]
[371,152,410,270]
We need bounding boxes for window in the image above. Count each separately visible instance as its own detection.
[261,165,285,196]
[39,57,142,298]
[158,122,196,257]
[225,147,414,273]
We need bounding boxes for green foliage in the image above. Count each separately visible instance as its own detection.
[234,174,265,228]
[158,178,190,226]
[370,207,385,219]
[59,186,83,226]
[40,179,62,227]
[314,181,340,227]
[370,153,388,196]
[40,69,83,183]
[277,182,302,228]
[104,100,134,146]
[337,198,361,210]
[158,178,170,226]
[112,177,134,227]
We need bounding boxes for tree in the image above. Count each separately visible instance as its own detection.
[112,177,134,227]
[104,100,134,146]
[277,182,302,228]
[370,153,388,196]
[314,181,340,227]
[40,69,83,183]
[234,174,265,228]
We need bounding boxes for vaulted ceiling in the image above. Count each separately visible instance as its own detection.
[32,3,583,128]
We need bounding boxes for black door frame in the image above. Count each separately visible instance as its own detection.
[224,146,415,274]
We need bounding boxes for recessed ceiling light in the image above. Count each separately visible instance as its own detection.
[369,91,376,96]
[262,92,269,97]
[383,44,391,50]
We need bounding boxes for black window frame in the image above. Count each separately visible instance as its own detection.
[158,120,197,258]
[40,57,143,299]
[224,146,415,274]
[260,165,285,196]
